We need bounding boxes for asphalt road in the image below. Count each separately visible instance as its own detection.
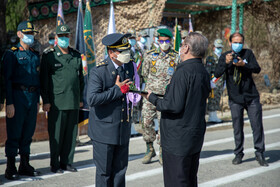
[0,108,280,187]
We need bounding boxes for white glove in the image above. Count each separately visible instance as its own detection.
[210,81,216,89]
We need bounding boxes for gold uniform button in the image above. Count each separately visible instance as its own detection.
[121,119,123,122]
[122,109,124,111]
[122,98,124,101]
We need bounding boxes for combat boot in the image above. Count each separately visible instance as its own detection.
[159,146,163,165]
[18,154,41,176]
[5,157,20,180]
[142,142,156,164]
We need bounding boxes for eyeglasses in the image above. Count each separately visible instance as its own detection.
[159,40,170,44]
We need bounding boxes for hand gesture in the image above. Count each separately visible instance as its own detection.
[233,56,245,67]
[43,103,51,112]
[115,75,132,88]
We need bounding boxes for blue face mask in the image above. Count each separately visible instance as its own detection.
[129,39,136,46]
[140,37,147,44]
[49,39,55,45]
[214,47,222,57]
[231,43,243,53]
[155,37,159,44]
[57,37,69,48]
[22,34,34,45]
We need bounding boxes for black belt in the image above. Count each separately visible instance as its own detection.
[13,85,38,92]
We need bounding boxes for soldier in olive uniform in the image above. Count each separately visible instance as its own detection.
[3,21,41,180]
[40,24,84,173]
[87,33,134,187]
[205,39,225,123]
[141,28,179,165]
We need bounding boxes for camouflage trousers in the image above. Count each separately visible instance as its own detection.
[207,87,224,111]
[142,98,161,144]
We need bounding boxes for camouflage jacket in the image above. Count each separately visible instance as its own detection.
[205,53,224,88]
[142,48,179,95]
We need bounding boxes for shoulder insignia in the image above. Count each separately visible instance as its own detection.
[96,60,108,67]
[147,49,156,54]
[19,46,24,51]
[11,47,18,51]
[43,47,54,54]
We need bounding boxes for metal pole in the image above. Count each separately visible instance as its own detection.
[239,4,244,34]
[231,0,237,34]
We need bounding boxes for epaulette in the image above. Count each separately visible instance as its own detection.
[147,49,156,54]
[43,47,54,54]
[10,46,18,51]
[96,59,108,67]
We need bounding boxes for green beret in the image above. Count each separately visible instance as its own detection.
[157,28,173,38]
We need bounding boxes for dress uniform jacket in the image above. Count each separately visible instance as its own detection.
[87,57,134,145]
[40,46,84,109]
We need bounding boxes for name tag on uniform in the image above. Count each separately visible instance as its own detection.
[54,63,62,67]
[19,57,27,60]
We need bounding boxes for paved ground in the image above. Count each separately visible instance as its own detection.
[0,108,280,187]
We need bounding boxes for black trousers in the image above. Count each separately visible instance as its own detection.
[229,98,265,155]
[92,140,129,187]
[162,149,200,187]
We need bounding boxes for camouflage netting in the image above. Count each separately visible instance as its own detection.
[32,0,166,63]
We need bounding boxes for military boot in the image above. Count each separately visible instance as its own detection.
[18,154,41,176]
[5,157,20,180]
[142,142,156,164]
[159,146,163,165]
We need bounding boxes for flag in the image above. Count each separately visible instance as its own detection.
[84,0,96,73]
[108,0,116,34]
[173,18,181,53]
[104,0,116,58]
[75,0,88,127]
[188,14,193,33]
[56,0,65,26]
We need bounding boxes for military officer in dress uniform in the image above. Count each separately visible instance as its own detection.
[141,28,179,165]
[2,21,41,180]
[205,39,225,123]
[40,24,84,173]
[87,33,134,187]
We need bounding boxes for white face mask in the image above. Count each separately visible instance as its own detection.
[114,50,130,64]
[159,42,170,51]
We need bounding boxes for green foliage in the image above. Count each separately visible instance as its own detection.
[5,0,27,32]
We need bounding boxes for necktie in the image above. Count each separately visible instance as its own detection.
[117,66,125,82]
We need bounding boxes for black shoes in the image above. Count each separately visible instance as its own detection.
[256,153,269,167]
[18,154,41,177]
[5,157,20,180]
[60,164,78,172]
[51,167,64,173]
[232,153,244,165]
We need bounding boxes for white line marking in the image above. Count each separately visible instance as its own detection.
[203,128,280,147]
[199,161,280,187]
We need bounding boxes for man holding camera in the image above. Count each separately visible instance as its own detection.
[215,33,268,167]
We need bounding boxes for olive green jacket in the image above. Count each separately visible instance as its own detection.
[40,46,84,110]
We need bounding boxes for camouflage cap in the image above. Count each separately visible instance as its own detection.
[56,24,71,35]
[138,30,149,37]
[214,39,223,48]
[17,21,38,33]
[127,29,136,38]
[181,30,188,38]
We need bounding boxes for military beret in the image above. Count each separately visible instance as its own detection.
[17,21,38,33]
[56,24,71,35]
[157,28,173,38]
[102,33,131,52]
[214,39,223,48]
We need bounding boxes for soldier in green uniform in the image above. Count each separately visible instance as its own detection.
[205,39,225,123]
[3,21,41,180]
[40,24,84,173]
[141,28,179,165]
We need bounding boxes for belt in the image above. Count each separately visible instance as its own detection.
[13,85,38,92]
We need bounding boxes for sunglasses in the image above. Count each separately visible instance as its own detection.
[159,40,170,44]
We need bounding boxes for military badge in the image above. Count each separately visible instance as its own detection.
[152,60,156,66]
[170,61,175,67]
[112,71,116,75]
[61,26,67,31]
[167,67,174,75]
[27,22,32,28]
[151,67,157,73]
[122,37,128,44]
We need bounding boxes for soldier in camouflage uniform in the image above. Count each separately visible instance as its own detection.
[137,30,149,55]
[205,39,225,123]
[141,28,179,165]
[150,29,159,51]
